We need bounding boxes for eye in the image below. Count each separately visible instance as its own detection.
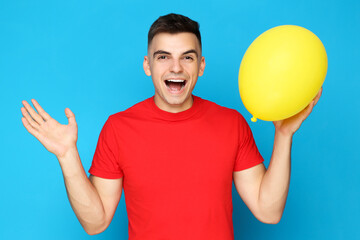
[157,55,168,60]
[184,56,194,61]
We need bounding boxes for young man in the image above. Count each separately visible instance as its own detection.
[21,13,321,240]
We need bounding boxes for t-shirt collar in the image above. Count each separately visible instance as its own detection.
[148,95,203,121]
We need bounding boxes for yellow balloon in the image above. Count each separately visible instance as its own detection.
[238,25,327,122]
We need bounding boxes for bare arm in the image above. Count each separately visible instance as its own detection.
[233,88,322,224]
[21,100,122,234]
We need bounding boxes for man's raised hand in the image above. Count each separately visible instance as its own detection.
[21,99,78,158]
[273,88,323,136]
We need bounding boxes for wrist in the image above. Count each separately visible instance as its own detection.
[57,145,79,164]
[57,145,85,178]
[274,128,294,141]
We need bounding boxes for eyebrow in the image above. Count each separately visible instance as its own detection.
[153,50,170,58]
[153,49,199,58]
[183,49,199,57]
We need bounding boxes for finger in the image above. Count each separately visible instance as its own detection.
[313,87,323,106]
[21,117,41,140]
[21,107,40,130]
[31,99,51,121]
[302,100,315,120]
[22,100,45,124]
[65,108,77,126]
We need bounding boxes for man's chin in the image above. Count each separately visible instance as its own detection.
[166,94,193,105]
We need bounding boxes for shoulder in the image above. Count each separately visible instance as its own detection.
[110,97,152,119]
[196,96,243,120]
[195,96,252,132]
[103,97,153,127]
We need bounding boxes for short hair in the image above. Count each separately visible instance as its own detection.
[148,13,201,49]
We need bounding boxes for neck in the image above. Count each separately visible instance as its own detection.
[154,95,194,113]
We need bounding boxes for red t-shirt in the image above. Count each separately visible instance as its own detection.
[89,96,264,240]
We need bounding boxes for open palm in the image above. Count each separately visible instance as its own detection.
[21,99,78,158]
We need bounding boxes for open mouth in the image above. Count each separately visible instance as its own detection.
[165,79,186,92]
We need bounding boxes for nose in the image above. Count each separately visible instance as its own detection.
[170,58,183,73]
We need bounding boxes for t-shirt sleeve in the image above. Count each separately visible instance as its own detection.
[89,117,124,179]
[233,113,264,171]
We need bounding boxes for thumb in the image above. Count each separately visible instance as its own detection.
[65,108,76,126]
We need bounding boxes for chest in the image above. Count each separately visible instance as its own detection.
[116,118,238,201]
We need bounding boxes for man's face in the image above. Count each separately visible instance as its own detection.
[143,32,205,113]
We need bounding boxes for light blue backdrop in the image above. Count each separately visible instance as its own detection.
[1,0,359,239]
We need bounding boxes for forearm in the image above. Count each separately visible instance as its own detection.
[58,147,106,234]
[258,131,292,223]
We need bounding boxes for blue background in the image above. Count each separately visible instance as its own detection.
[1,0,359,239]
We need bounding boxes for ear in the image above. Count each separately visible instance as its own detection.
[198,56,206,77]
[143,56,151,76]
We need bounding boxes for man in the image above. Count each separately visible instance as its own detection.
[21,13,322,239]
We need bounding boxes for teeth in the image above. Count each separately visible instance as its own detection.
[167,79,185,82]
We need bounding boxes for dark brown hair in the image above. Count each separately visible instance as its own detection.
[148,13,201,49]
